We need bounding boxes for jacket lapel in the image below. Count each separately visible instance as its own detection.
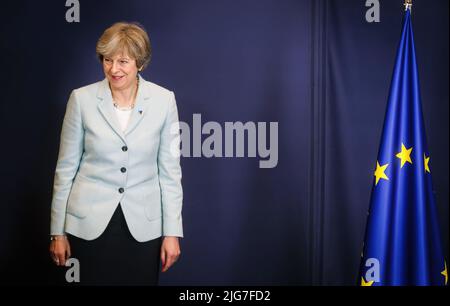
[125,75,151,136]
[97,78,126,143]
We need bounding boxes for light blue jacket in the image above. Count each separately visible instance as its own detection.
[50,75,183,242]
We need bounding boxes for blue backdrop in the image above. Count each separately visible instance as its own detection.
[0,0,447,285]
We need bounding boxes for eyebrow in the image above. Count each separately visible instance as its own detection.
[104,57,131,61]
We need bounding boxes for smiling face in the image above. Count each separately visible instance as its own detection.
[103,52,139,91]
[96,23,152,90]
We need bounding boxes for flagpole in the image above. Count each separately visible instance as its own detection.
[404,0,412,12]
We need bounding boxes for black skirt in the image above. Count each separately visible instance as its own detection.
[68,204,162,286]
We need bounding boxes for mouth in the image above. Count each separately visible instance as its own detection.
[111,75,125,81]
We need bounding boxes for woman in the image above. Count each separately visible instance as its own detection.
[49,22,183,285]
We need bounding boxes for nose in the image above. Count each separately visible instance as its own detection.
[111,61,120,73]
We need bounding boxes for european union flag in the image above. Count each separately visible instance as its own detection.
[359,8,447,286]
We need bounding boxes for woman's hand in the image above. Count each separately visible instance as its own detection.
[160,236,181,272]
[49,236,71,266]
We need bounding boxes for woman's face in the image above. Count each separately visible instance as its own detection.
[103,52,139,91]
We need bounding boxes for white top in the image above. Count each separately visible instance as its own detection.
[114,108,133,132]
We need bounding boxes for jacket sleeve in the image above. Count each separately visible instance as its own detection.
[50,90,84,235]
[157,92,183,237]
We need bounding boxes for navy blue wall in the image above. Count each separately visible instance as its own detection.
[0,0,447,285]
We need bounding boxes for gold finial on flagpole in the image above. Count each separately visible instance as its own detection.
[404,0,412,12]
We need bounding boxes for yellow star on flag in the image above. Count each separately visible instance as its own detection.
[396,143,413,168]
[374,161,389,186]
[361,277,374,286]
[424,154,431,173]
[442,261,448,285]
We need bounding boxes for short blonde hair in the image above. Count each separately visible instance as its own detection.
[96,22,151,70]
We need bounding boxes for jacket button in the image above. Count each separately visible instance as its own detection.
[120,167,127,173]
[118,187,124,194]
[122,146,128,152]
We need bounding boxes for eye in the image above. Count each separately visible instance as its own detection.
[104,58,112,63]
[120,60,128,64]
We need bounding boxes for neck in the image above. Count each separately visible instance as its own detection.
[110,78,139,107]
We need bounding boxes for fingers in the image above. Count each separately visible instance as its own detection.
[66,240,72,259]
[50,240,70,266]
[49,243,58,265]
[160,237,181,272]
[160,243,181,272]
[57,252,66,266]
[160,248,166,271]
[162,253,180,272]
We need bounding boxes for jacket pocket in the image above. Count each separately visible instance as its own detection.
[145,190,162,221]
[66,175,94,218]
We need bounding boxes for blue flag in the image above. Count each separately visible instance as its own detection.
[359,9,447,286]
